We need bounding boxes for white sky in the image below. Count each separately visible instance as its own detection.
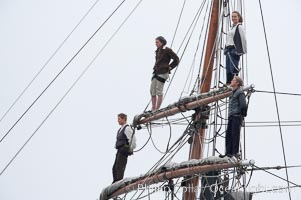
[0,0,301,200]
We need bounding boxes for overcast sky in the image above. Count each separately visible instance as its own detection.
[0,0,301,199]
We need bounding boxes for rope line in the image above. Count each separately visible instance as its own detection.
[0,0,145,175]
[170,0,187,48]
[163,0,208,102]
[0,0,127,143]
[180,0,211,98]
[258,1,291,199]
[0,0,101,124]
[253,165,301,188]
[256,90,301,96]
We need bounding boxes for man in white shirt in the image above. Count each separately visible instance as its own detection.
[112,113,136,183]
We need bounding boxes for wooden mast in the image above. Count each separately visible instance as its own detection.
[184,0,220,199]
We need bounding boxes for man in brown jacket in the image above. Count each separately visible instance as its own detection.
[150,36,179,111]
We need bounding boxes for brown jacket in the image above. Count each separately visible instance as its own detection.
[153,47,179,75]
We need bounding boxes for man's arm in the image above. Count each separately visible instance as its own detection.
[238,92,247,117]
[167,48,179,70]
[125,126,136,151]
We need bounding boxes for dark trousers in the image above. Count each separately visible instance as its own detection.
[112,148,128,183]
[225,47,241,84]
[225,116,242,156]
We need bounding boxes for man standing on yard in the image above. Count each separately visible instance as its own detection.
[112,113,136,183]
[150,36,179,111]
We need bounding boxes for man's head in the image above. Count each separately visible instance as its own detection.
[118,113,127,125]
[230,76,244,88]
[155,36,167,48]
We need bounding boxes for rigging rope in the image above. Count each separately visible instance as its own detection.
[163,0,208,103]
[207,7,234,154]
[133,131,151,153]
[253,165,301,189]
[170,0,187,48]
[0,0,127,143]
[165,117,172,151]
[0,0,101,124]
[180,0,211,98]
[124,134,190,199]
[0,0,145,176]
[148,124,168,154]
[258,1,291,199]
[136,122,192,188]
[146,127,190,173]
[255,90,301,96]
[247,120,301,124]
[189,0,212,96]
[180,2,227,157]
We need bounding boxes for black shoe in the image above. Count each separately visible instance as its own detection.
[233,153,241,160]
[219,154,232,158]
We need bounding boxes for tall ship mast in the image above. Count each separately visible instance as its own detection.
[1,1,300,200]
[100,0,257,199]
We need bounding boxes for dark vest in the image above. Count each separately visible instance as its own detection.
[228,88,244,117]
[115,125,129,149]
[233,24,243,54]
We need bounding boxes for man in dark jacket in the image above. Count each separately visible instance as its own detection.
[150,36,179,111]
[112,113,136,183]
[220,76,247,159]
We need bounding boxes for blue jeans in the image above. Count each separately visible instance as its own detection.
[225,47,241,84]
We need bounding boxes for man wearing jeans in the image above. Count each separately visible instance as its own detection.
[220,76,247,159]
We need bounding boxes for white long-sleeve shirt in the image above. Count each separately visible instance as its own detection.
[119,124,137,151]
[225,23,247,54]
[226,25,237,46]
